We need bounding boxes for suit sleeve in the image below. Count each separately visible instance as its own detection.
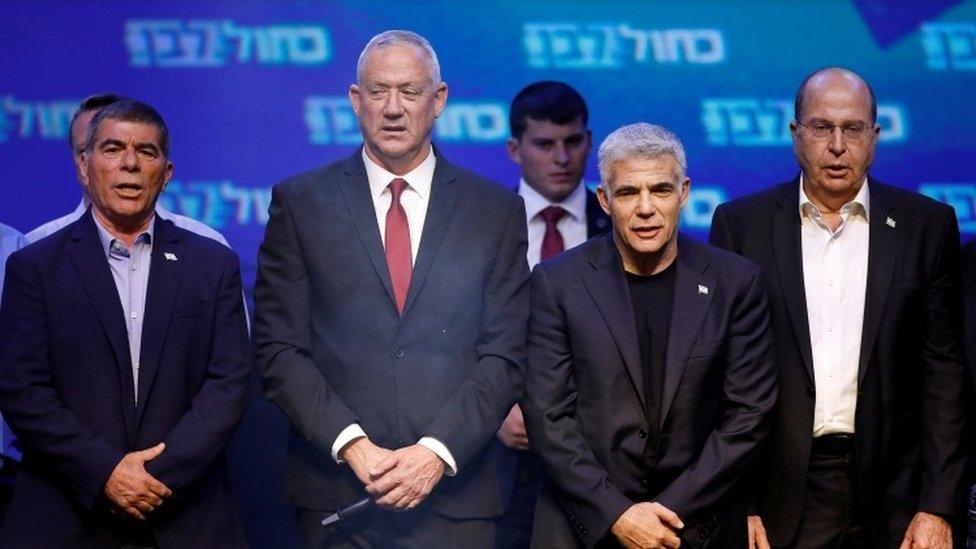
[961,241,976,402]
[916,210,968,516]
[654,264,778,523]
[145,251,250,490]
[521,265,634,549]
[0,251,125,510]
[422,196,530,468]
[253,185,359,452]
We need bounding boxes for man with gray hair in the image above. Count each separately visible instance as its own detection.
[523,123,776,548]
[254,30,529,546]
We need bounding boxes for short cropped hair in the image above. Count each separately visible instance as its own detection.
[598,123,687,184]
[356,30,441,88]
[85,99,170,158]
[68,93,126,150]
[509,81,588,140]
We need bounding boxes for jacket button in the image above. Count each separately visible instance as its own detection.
[394,347,404,358]
[638,428,647,439]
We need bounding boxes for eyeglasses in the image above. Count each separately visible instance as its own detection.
[796,119,876,142]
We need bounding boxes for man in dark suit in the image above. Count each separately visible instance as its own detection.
[496,80,610,548]
[253,30,529,547]
[523,122,777,548]
[710,67,967,548]
[0,99,250,547]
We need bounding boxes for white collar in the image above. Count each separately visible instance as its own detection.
[798,174,870,221]
[362,146,436,201]
[518,178,587,222]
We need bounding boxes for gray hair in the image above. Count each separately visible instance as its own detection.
[356,30,441,87]
[597,123,687,185]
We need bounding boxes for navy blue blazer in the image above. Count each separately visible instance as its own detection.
[0,212,250,548]
[253,149,530,518]
[523,234,778,548]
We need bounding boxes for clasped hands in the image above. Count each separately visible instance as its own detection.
[102,442,172,521]
[341,438,445,511]
[612,501,685,549]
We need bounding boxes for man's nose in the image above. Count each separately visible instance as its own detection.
[383,91,405,117]
[827,126,846,155]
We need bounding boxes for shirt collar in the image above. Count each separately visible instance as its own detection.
[798,174,870,222]
[518,178,587,222]
[92,212,154,258]
[362,146,436,201]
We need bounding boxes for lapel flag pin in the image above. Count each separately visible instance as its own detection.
[164,252,178,261]
[886,216,896,229]
[698,284,709,295]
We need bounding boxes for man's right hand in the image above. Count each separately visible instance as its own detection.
[611,501,684,549]
[748,515,771,549]
[103,442,172,521]
[340,437,394,487]
[496,404,529,450]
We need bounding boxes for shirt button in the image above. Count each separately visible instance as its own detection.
[131,265,137,271]
[394,347,404,358]
[131,312,138,319]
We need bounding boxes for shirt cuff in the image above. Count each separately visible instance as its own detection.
[332,424,367,463]
[418,436,457,477]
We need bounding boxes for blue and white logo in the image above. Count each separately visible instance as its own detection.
[921,22,976,71]
[0,96,78,142]
[681,186,727,230]
[919,183,976,233]
[305,97,509,145]
[524,22,725,69]
[159,181,272,230]
[126,20,331,68]
[702,99,908,146]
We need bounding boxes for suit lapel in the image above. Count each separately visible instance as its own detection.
[858,180,896,384]
[660,236,715,427]
[339,150,397,310]
[772,182,816,384]
[403,157,459,315]
[135,217,186,423]
[67,212,137,445]
[580,235,646,407]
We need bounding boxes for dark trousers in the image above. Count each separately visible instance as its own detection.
[783,434,866,549]
[495,452,543,549]
[298,505,495,549]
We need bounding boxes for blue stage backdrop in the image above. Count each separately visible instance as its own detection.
[2,1,976,546]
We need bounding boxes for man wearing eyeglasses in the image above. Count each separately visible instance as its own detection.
[710,67,966,548]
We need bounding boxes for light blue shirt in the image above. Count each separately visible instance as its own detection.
[0,222,28,461]
[92,216,154,404]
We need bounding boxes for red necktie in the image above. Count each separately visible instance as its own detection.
[539,206,567,262]
[385,178,412,315]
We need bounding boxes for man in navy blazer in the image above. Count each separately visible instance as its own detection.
[253,30,528,546]
[710,68,967,548]
[0,99,250,547]
[523,123,777,548]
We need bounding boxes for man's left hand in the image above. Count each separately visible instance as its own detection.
[366,444,445,510]
[899,511,952,549]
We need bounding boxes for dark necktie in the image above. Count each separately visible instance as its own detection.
[385,178,412,315]
[539,205,567,262]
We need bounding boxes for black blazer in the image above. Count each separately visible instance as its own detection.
[585,188,612,239]
[710,178,968,547]
[253,149,529,518]
[522,234,777,548]
[0,212,250,548]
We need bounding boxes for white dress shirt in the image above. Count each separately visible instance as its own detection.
[330,146,457,476]
[518,178,588,269]
[800,176,870,437]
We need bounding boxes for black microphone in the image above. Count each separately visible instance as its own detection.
[320,496,373,527]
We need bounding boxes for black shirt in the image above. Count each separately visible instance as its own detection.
[625,261,676,458]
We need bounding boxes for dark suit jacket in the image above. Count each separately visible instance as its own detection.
[253,149,529,518]
[0,212,250,548]
[710,178,968,547]
[584,188,612,239]
[522,234,777,548]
